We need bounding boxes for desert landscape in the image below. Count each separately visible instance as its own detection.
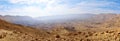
[0,14,120,41]
[0,0,120,41]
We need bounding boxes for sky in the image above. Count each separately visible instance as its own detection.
[0,0,120,17]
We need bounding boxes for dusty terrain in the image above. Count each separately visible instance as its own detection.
[0,14,120,41]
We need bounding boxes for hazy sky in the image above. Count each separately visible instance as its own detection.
[0,0,120,17]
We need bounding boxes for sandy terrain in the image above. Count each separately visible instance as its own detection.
[0,14,120,41]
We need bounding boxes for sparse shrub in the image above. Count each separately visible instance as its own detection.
[78,31,82,34]
[13,31,22,34]
[55,35,60,38]
[46,32,51,34]
[106,30,114,33]
[0,34,6,39]
[47,40,51,41]
[88,32,93,36]
[74,33,78,36]
[85,35,88,37]
[101,32,105,34]
[94,34,98,36]
[86,39,91,41]
[118,33,120,34]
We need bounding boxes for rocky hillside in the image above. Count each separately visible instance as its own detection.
[1,14,120,41]
[47,14,120,41]
[0,19,49,41]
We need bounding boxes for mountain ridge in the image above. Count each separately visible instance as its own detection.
[1,14,120,41]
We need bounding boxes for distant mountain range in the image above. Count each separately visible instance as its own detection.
[37,14,95,21]
[1,13,120,41]
[0,14,95,26]
[0,15,38,26]
[0,13,119,29]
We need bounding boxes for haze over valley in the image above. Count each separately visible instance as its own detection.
[1,13,120,41]
[0,0,120,41]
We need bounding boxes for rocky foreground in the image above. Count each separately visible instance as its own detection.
[1,14,120,41]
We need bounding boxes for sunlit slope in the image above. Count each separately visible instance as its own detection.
[1,14,120,41]
[48,14,120,41]
[0,19,48,41]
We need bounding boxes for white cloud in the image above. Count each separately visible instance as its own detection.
[1,0,119,17]
[0,6,4,9]
[9,0,56,5]
[66,0,120,14]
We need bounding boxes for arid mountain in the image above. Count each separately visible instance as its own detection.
[32,14,120,29]
[0,14,95,28]
[0,14,120,29]
[47,14,120,41]
[0,15,38,26]
[1,14,120,41]
[37,14,94,22]
[0,19,49,41]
